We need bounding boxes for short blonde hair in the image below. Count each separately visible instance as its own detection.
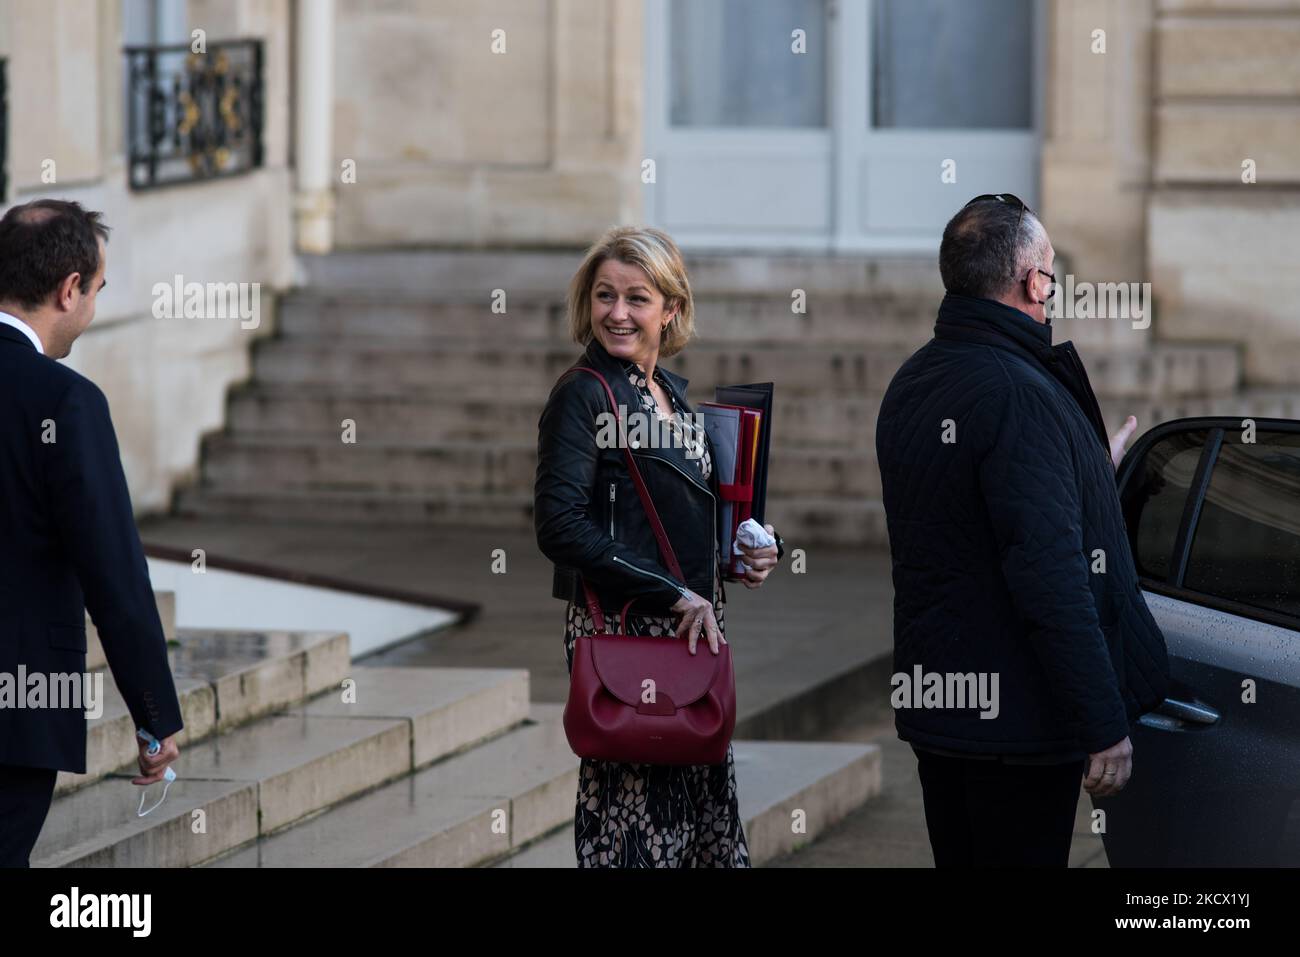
[567,226,696,359]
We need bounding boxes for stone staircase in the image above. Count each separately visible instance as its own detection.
[35,591,882,868]
[172,251,1269,545]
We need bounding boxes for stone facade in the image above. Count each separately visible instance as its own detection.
[0,0,295,513]
[331,0,644,248]
[1,0,1292,517]
[1041,0,1300,384]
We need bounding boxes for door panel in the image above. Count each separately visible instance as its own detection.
[645,0,1044,250]
[669,0,828,128]
[645,0,832,248]
[1097,593,1300,866]
[1099,418,1300,866]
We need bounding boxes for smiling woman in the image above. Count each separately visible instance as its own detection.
[535,225,782,868]
[567,225,696,395]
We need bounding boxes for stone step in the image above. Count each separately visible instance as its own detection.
[196,435,880,499]
[205,703,574,867]
[492,739,882,867]
[1099,388,1300,427]
[250,339,909,398]
[298,251,943,301]
[251,337,1241,402]
[279,298,562,341]
[56,629,351,795]
[1072,342,1241,400]
[174,486,539,529]
[207,706,880,868]
[277,294,938,348]
[244,344,1243,443]
[86,591,176,671]
[288,665,530,769]
[278,290,1164,354]
[173,486,889,548]
[34,667,530,867]
[766,498,891,549]
[226,386,879,449]
[734,740,882,864]
[293,249,1190,356]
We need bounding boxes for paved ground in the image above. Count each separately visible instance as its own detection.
[764,694,1109,868]
[138,515,1108,868]
[138,517,893,726]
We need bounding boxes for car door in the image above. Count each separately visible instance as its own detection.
[1095,417,1300,867]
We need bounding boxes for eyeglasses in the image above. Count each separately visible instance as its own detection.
[1035,267,1057,301]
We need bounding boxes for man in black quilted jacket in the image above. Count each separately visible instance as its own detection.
[875,195,1171,868]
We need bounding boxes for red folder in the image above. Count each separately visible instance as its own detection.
[701,403,762,579]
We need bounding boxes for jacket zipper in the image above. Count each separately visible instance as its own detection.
[608,482,616,539]
[629,450,717,593]
[612,555,686,597]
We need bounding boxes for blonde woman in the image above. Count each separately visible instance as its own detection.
[534,226,783,867]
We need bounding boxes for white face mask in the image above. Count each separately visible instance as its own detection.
[136,767,177,817]
[135,729,178,817]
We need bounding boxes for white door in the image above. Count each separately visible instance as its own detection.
[644,0,834,251]
[643,0,1044,252]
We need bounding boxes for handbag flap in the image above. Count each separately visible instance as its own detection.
[588,634,722,710]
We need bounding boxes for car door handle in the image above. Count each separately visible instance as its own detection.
[1139,696,1220,730]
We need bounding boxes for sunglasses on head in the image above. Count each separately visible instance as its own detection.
[963,194,1056,302]
[964,193,1033,238]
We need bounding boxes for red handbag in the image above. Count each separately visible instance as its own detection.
[560,365,737,766]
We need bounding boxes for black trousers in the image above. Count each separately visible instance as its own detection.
[0,764,59,868]
[912,747,1086,868]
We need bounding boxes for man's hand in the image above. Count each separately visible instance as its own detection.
[1083,735,1132,796]
[132,735,179,786]
[1109,415,1138,471]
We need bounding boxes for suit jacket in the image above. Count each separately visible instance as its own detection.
[0,322,183,773]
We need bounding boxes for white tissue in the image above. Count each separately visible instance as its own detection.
[732,517,775,568]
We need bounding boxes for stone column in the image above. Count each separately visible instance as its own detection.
[1040,0,1154,285]
[295,0,335,253]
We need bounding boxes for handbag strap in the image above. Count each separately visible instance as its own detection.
[559,364,686,632]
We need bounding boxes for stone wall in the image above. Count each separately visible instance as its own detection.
[1040,0,1299,387]
[1039,0,1155,352]
[331,0,644,248]
[1148,0,1300,386]
[0,0,295,513]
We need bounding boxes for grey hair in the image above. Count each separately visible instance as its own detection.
[938,200,1050,300]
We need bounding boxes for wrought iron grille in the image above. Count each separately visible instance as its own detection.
[125,39,264,190]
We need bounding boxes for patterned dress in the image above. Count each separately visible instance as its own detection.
[563,357,751,868]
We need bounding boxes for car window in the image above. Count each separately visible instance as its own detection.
[1184,431,1300,619]
[1123,429,1209,583]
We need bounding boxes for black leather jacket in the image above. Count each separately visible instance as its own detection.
[535,338,727,616]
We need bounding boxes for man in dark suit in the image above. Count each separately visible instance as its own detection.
[0,199,183,867]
